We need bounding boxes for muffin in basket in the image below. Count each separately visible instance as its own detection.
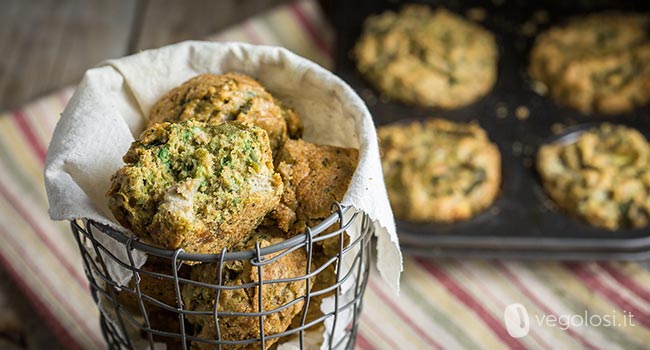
[116,256,191,349]
[148,73,302,153]
[106,72,360,349]
[106,120,283,256]
[272,139,359,235]
[182,227,309,350]
[271,139,357,332]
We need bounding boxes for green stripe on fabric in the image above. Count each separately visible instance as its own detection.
[261,9,329,68]
[0,123,45,201]
[401,276,482,349]
[259,15,294,49]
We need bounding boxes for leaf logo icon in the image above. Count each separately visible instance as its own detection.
[504,303,530,338]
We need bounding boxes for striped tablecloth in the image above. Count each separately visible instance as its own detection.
[1,1,649,349]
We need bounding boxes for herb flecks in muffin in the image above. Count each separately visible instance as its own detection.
[106,120,283,255]
[529,12,650,114]
[353,5,498,109]
[538,123,650,230]
[378,119,501,222]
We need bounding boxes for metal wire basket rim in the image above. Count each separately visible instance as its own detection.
[75,212,369,305]
[86,203,353,262]
[106,237,372,318]
[92,238,368,320]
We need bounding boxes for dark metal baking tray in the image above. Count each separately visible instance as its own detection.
[332,0,650,259]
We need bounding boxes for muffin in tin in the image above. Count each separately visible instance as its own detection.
[353,5,498,109]
[377,119,501,222]
[148,73,302,154]
[106,120,283,255]
[529,12,650,114]
[537,123,650,230]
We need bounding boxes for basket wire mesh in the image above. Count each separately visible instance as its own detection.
[70,203,373,350]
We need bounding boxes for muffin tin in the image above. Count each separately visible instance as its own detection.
[333,0,650,260]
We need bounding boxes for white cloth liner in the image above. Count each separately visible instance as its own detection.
[45,41,402,349]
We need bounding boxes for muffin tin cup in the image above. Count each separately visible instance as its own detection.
[69,203,373,350]
[334,0,650,260]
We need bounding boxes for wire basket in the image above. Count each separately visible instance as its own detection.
[70,203,373,350]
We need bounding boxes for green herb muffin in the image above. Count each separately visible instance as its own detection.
[353,5,498,109]
[529,12,650,114]
[106,120,283,254]
[182,228,309,350]
[378,119,501,222]
[537,124,650,230]
[148,73,302,154]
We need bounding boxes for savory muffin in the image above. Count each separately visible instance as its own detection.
[106,120,283,255]
[353,5,498,108]
[268,139,356,332]
[182,228,309,350]
[271,139,359,235]
[378,119,501,222]
[529,12,650,114]
[116,256,190,349]
[148,73,302,153]
[287,246,336,333]
[537,123,650,230]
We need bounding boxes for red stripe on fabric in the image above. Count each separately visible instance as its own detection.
[496,262,601,349]
[0,183,87,286]
[355,332,373,350]
[0,252,84,350]
[453,261,551,350]
[0,219,105,348]
[242,21,264,45]
[597,262,650,302]
[565,263,650,328]
[368,279,444,350]
[12,109,47,163]
[289,2,331,57]
[416,259,526,350]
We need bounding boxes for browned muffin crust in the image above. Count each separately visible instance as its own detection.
[116,256,191,349]
[378,118,501,222]
[148,73,302,153]
[529,12,650,114]
[182,228,309,350]
[271,139,359,235]
[353,5,498,108]
[537,123,650,230]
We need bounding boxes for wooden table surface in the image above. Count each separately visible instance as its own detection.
[0,0,291,112]
[0,0,294,348]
